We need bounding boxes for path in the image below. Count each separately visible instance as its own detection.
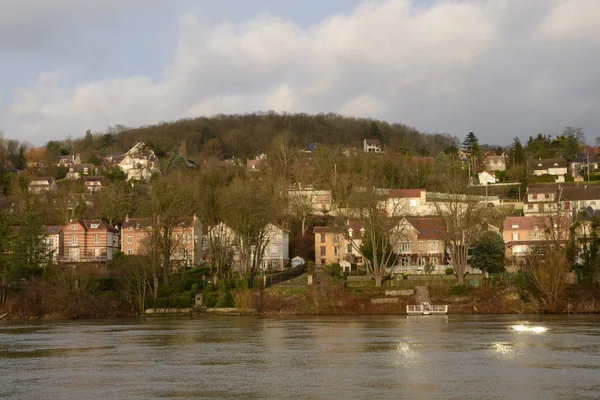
[414,286,430,303]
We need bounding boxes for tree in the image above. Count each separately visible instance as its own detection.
[288,191,314,237]
[526,249,570,313]
[98,181,131,226]
[462,132,478,152]
[9,212,51,280]
[509,137,526,166]
[116,255,153,314]
[471,231,505,273]
[432,162,486,285]
[87,154,101,166]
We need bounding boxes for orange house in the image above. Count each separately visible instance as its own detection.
[61,219,119,263]
[121,214,202,268]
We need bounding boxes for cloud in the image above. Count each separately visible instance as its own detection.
[3,0,600,145]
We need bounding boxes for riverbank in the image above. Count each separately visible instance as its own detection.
[2,281,599,320]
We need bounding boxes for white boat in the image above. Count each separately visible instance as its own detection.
[406,302,448,315]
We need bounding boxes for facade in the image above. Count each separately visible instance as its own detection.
[313,222,364,266]
[44,225,64,262]
[392,218,446,273]
[259,223,290,270]
[121,215,202,268]
[66,164,97,180]
[569,158,600,178]
[54,154,82,167]
[484,155,506,171]
[127,167,153,182]
[363,138,382,153]
[28,177,57,194]
[527,158,568,182]
[385,189,430,216]
[503,216,570,263]
[84,176,106,193]
[560,186,600,213]
[523,186,559,216]
[478,171,497,185]
[60,220,119,263]
[287,187,334,214]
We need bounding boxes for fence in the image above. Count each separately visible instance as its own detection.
[260,264,307,287]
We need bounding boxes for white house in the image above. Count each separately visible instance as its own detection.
[260,223,290,270]
[363,138,382,153]
[28,177,57,194]
[528,158,568,182]
[478,171,497,185]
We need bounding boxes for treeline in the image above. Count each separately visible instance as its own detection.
[40,112,460,161]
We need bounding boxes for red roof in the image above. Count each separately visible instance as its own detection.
[406,218,445,240]
[388,189,425,198]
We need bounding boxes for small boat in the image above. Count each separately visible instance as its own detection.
[406,302,447,315]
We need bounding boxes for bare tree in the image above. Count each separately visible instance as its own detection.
[116,255,153,314]
[526,249,570,313]
[288,190,315,236]
[99,181,131,226]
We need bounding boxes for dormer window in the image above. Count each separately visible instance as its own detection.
[553,163,558,167]
[90,223,99,229]
[538,163,543,167]
[71,224,78,230]
[511,224,519,229]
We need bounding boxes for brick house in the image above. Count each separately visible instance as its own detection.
[393,218,446,273]
[60,219,120,263]
[503,216,570,264]
[121,214,202,268]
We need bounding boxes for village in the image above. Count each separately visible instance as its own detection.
[1,124,600,317]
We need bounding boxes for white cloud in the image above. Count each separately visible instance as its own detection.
[539,0,600,40]
[3,0,600,145]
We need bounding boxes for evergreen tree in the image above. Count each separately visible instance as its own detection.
[462,132,478,152]
[471,231,505,273]
[9,212,50,279]
[509,137,526,166]
[368,121,382,141]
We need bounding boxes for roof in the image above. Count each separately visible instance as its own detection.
[406,218,445,240]
[84,176,106,183]
[364,138,382,146]
[528,158,567,170]
[122,218,153,230]
[505,240,567,246]
[68,163,94,172]
[29,177,53,185]
[527,186,557,194]
[479,171,496,177]
[561,186,600,202]
[72,219,118,233]
[388,189,425,198]
[44,225,63,235]
[485,155,506,163]
[503,216,570,231]
[313,221,364,235]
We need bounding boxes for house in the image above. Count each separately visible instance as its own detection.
[287,185,334,214]
[560,186,600,214]
[118,153,157,173]
[484,154,507,171]
[503,216,570,264]
[127,167,153,183]
[259,223,290,271]
[121,214,202,268]
[44,225,64,262]
[527,158,568,182]
[478,171,497,185]
[523,186,560,216]
[66,164,97,180]
[392,218,446,274]
[384,189,431,216]
[313,222,364,266]
[60,219,120,264]
[54,154,81,167]
[246,153,267,171]
[569,158,600,178]
[363,138,382,153]
[84,176,106,193]
[28,177,57,194]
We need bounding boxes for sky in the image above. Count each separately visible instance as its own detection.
[1,0,599,146]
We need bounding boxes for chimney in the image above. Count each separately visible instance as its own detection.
[125,214,129,222]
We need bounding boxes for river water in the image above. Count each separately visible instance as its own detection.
[1,315,599,399]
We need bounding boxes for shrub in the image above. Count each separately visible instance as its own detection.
[157,284,172,298]
[450,285,466,296]
[234,289,254,309]
[217,288,235,308]
[203,282,218,308]
[191,283,199,295]
[445,268,455,275]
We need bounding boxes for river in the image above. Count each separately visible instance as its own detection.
[1,315,599,399]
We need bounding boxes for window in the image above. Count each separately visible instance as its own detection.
[417,258,426,266]
[127,236,132,244]
[401,257,410,266]
[320,233,325,243]
[333,234,340,243]
[270,246,279,256]
[320,246,326,256]
[532,194,538,200]
[47,238,54,247]
[90,223,99,229]
[183,233,191,243]
[429,241,438,251]
[71,235,78,245]
[418,241,424,251]
[531,231,543,240]
[398,241,410,252]
[409,199,417,207]
[527,204,533,210]
[128,227,133,231]
[430,258,438,266]
[334,246,340,256]
[347,243,353,253]
[545,194,550,199]
[71,224,78,230]
[95,248,100,257]
[511,224,519,229]
[512,233,519,241]
[94,234,99,244]
[393,199,400,205]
